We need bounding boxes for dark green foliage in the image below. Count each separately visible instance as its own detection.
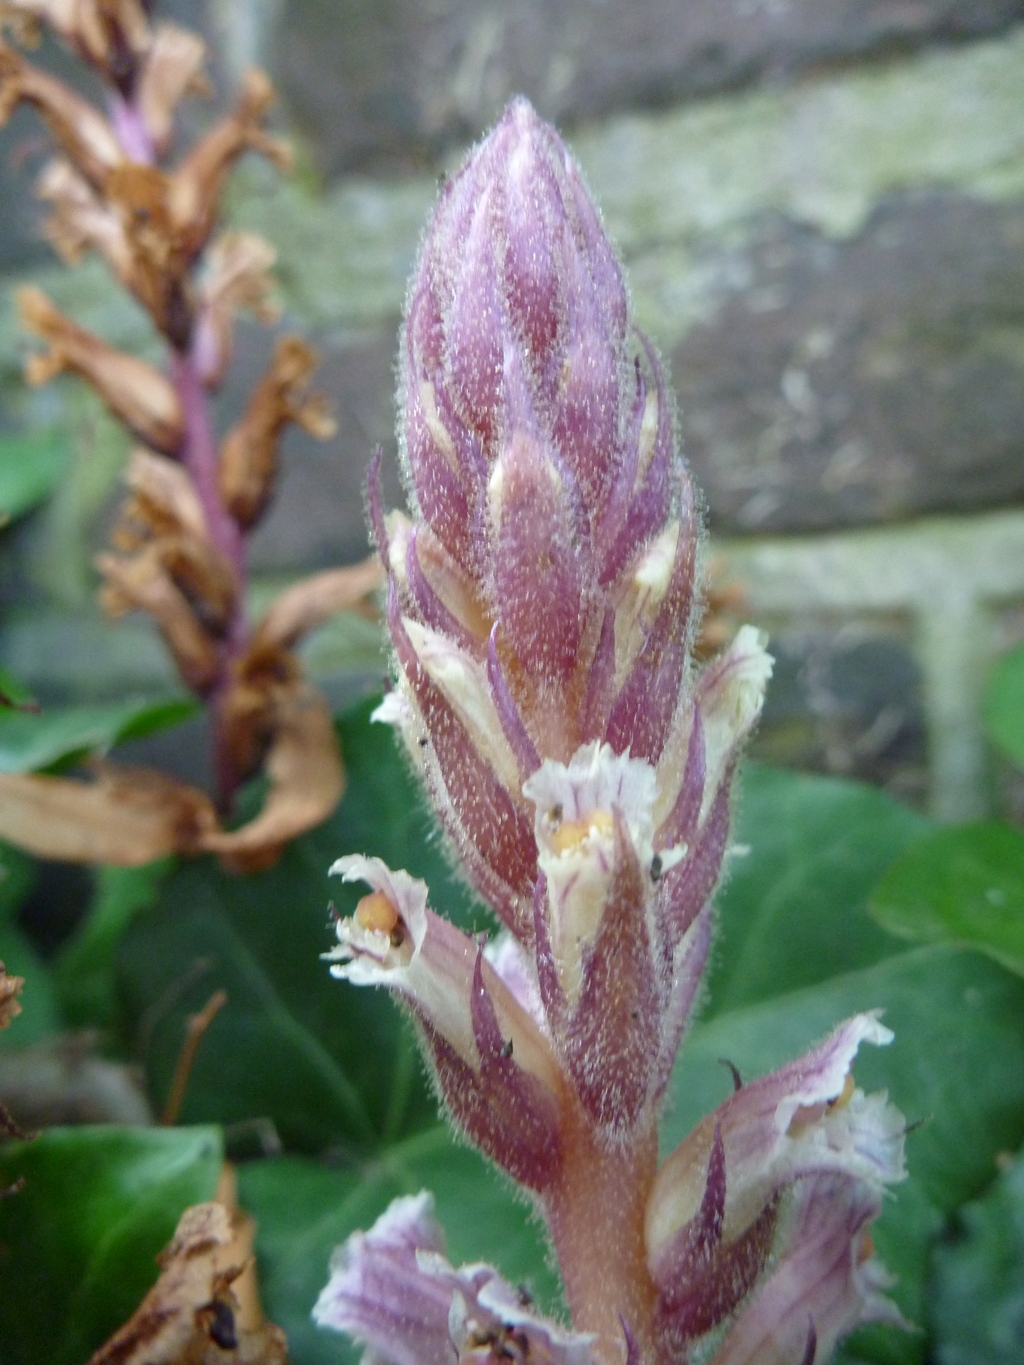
[0,696,198,774]
[2,698,1022,1364]
[0,1126,222,1365]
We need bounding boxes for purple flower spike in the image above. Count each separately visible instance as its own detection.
[327,96,907,1365]
[375,95,772,930]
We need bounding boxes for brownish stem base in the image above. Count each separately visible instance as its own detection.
[544,1104,664,1365]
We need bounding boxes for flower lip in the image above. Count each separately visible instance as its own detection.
[523,742,661,867]
[324,854,427,981]
[646,1012,905,1260]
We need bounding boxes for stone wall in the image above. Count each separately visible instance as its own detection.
[3,0,1024,819]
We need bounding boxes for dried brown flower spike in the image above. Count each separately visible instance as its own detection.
[0,1,382,871]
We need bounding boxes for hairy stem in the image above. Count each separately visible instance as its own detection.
[544,1105,663,1365]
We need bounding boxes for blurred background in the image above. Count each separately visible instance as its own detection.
[3,0,1024,833]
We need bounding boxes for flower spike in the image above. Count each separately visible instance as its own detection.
[323,95,907,1365]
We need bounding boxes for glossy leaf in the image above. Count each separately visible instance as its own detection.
[0,841,38,921]
[869,821,1024,977]
[239,1125,558,1365]
[116,696,489,1155]
[0,919,61,1045]
[705,762,930,1015]
[0,843,58,1045]
[0,428,69,523]
[0,665,38,711]
[984,643,1024,770]
[930,1147,1024,1364]
[53,860,173,1030]
[665,943,1024,1364]
[0,1125,222,1365]
[0,695,198,774]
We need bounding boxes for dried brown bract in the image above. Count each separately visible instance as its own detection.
[166,69,291,266]
[1,1,149,84]
[202,682,344,874]
[136,22,209,156]
[0,764,218,864]
[0,961,24,1030]
[18,285,185,452]
[219,337,336,529]
[0,38,123,184]
[86,1201,289,1364]
[194,232,279,388]
[102,447,238,648]
[252,559,385,653]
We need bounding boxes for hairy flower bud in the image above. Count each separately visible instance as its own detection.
[372,97,771,1137]
[326,98,908,1365]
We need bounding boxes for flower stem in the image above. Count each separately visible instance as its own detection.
[170,347,250,810]
[544,1105,663,1365]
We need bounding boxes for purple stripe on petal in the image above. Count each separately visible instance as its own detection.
[650,900,714,1106]
[389,584,537,932]
[493,427,586,684]
[656,773,732,951]
[407,528,481,657]
[487,626,541,776]
[560,814,660,1133]
[604,482,698,763]
[657,706,706,852]
[312,1192,454,1365]
[533,873,567,1033]
[596,359,644,563]
[706,1175,908,1365]
[652,1199,779,1350]
[579,605,617,743]
[404,378,475,568]
[599,334,676,588]
[423,1010,562,1192]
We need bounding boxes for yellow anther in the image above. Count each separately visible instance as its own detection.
[355,891,400,936]
[550,809,614,854]
[787,1072,858,1136]
[830,1072,856,1110]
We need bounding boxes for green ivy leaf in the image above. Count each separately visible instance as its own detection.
[0,842,37,922]
[54,860,173,1031]
[984,643,1024,770]
[705,763,930,1015]
[0,918,61,1046]
[116,697,490,1155]
[0,843,58,1047]
[665,943,1024,1364]
[239,1125,558,1365]
[0,664,38,712]
[0,1125,222,1365]
[930,1147,1024,1364]
[869,821,1024,977]
[0,429,69,523]
[0,696,199,774]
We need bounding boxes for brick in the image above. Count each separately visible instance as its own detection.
[272,0,1024,176]
[233,322,403,572]
[672,194,1024,534]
